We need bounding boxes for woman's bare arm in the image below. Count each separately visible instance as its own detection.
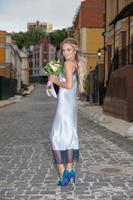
[49,61,74,89]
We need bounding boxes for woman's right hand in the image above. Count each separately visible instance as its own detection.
[49,75,59,85]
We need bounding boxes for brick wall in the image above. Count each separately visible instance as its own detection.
[103,65,133,121]
[80,0,105,28]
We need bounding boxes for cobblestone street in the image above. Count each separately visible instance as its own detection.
[0,85,133,200]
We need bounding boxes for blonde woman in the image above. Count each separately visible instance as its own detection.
[49,37,85,186]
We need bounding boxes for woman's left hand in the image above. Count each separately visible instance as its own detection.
[49,75,58,84]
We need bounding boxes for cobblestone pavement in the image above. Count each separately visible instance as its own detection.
[0,85,133,200]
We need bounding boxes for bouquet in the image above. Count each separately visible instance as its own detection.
[43,60,62,98]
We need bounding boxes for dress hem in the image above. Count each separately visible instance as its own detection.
[52,149,79,164]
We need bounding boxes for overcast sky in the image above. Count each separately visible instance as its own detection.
[0,0,82,33]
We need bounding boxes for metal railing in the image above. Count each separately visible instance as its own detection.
[107,43,133,87]
[114,43,133,69]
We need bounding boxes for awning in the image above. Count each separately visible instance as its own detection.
[110,2,133,25]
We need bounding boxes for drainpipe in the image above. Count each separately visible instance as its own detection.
[113,24,116,69]
[113,0,119,68]
[128,16,131,64]
[104,0,106,88]
[117,0,119,14]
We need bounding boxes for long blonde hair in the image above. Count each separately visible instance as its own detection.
[60,37,87,93]
[60,37,85,68]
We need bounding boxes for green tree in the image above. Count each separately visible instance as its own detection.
[12,31,25,49]
[12,28,68,50]
[12,29,47,49]
[49,28,68,50]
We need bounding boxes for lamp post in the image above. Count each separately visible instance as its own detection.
[97,48,102,60]
[96,48,103,104]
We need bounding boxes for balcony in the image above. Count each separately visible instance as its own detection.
[113,43,133,70]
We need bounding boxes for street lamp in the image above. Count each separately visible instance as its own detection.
[97,48,102,59]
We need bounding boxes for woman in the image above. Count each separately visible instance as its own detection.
[49,37,85,186]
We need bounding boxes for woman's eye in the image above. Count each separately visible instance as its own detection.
[63,48,72,52]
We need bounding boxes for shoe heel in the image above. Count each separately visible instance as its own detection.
[73,171,76,183]
[73,175,75,183]
[69,170,76,183]
[58,169,70,186]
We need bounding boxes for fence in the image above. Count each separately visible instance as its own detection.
[88,63,105,105]
[0,76,17,100]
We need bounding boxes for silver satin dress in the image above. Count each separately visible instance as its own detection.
[49,71,79,164]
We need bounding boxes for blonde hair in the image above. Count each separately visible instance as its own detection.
[60,37,87,93]
[60,37,85,69]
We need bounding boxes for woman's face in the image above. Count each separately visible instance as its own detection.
[62,43,76,61]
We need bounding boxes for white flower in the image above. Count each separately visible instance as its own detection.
[43,59,62,76]
[49,63,57,72]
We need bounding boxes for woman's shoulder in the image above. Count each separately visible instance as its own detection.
[64,60,78,69]
[64,59,79,73]
[64,61,73,70]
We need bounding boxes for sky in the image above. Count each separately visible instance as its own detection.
[0,0,82,33]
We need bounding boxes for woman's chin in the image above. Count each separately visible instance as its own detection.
[65,58,69,61]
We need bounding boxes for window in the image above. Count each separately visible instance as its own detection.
[130,34,133,64]
[120,31,127,67]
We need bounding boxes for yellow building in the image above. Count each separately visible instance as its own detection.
[71,0,105,102]
[47,24,53,33]
[81,28,104,69]
[0,31,11,78]
[0,31,22,99]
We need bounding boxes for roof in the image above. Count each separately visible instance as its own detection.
[110,2,133,25]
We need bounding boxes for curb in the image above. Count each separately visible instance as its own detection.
[78,101,133,138]
[0,101,16,109]
[0,96,24,109]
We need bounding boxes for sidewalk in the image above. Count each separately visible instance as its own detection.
[0,95,23,108]
[78,99,133,138]
[0,85,35,109]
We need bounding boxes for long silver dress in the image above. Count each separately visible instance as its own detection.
[49,70,79,164]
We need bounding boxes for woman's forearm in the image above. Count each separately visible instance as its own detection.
[55,79,72,89]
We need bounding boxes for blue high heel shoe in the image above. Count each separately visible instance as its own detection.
[58,169,76,186]
[68,169,76,183]
[58,178,67,186]
[63,169,76,183]
[57,170,70,187]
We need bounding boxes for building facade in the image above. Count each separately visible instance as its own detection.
[27,21,53,33]
[71,0,105,101]
[30,37,56,83]
[20,51,29,86]
[0,31,22,99]
[103,0,133,121]
[0,31,12,78]
[11,44,22,92]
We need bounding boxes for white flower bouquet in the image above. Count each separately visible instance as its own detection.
[43,60,62,98]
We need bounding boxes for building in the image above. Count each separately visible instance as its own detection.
[71,0,105,101]
[0,31,22,99]
[0,31,12,79]
[27,47,33,83]
[27,21,53,32]
[103,1,133,121]
[47,24,54,33]
[11,44,22,92]
[30,36,56,83]
[20,51,29,86]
